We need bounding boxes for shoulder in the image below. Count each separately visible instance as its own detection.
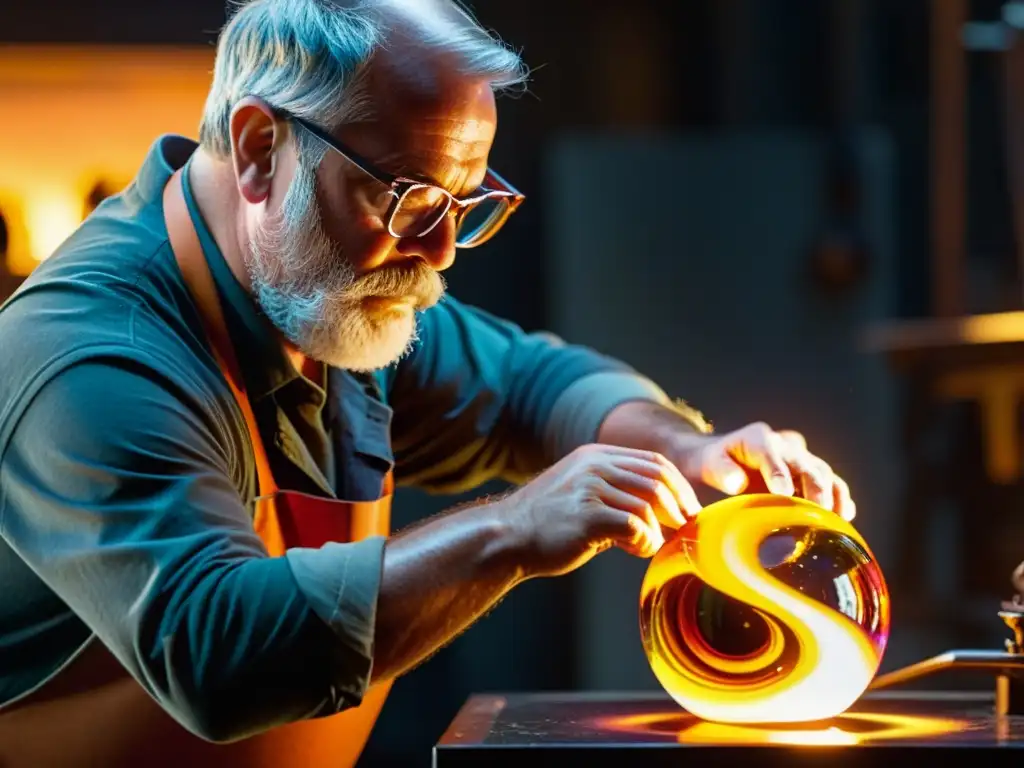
[0,191,238,474]
[5,356,239,478]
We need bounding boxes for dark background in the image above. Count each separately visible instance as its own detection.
[3,1,1024,765]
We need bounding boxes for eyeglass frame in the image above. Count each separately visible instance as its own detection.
[278,110,525,248]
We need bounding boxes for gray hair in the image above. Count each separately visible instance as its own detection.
[198,0,528,159]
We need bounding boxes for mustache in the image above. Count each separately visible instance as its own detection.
[347,260,444,305]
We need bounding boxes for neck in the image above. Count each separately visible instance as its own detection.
[189,148,317,378]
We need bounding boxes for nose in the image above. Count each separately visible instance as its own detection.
[395,214,457,272]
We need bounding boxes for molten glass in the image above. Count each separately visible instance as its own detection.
[639,494,890,725]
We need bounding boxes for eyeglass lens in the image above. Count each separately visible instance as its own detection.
[391,185,509,245]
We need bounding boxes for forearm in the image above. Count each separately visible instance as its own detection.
[597,398,712,452]
[370,499,524,682]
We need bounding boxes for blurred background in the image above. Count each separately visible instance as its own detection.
[3,0,1024,764]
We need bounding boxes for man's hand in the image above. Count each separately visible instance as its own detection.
[1013,561,1024,594]
[668,423,855,520]
[599,401,855,521]
[498,443,702,578]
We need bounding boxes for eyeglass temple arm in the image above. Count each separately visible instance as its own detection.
[286,113,401,185]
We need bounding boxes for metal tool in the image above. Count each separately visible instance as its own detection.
[869,595,1024,715]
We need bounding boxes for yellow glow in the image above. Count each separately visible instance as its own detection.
[599,710,967,746]
[24,191,84,262]
[959,312,1024,344]
[765,727,858,746]
[0,45,215,274]
[639,494,890,724]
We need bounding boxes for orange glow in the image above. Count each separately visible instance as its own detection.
[639,494,890,724]
[0,45,215,273]
[598,710,967,746]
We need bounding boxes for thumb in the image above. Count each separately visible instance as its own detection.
[702,452,748,496]
[1013,561,1024,594]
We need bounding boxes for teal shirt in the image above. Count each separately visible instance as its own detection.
[0,136,670,741]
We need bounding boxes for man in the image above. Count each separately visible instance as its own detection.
[0,0,854,764]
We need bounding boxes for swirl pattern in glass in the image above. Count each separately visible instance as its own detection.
[639,494,890,724]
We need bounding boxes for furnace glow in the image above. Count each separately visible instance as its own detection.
[639,494,890,724]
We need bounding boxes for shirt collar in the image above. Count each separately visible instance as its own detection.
[148,134,300,400]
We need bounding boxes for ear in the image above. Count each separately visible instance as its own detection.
[228,96,288,205]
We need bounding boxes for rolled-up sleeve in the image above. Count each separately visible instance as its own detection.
[386,296,670,493]
[0,359,382,743]
[285,539,384,689]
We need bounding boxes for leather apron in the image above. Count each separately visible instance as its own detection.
[0,170,393,767]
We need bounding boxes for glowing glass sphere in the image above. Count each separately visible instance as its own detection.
[639,494,890,725]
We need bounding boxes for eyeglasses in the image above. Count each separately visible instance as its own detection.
[284,112,525,248]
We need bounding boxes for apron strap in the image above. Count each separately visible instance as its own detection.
[162,169,278,497]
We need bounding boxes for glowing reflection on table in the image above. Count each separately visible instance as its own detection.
[597,709,969,746]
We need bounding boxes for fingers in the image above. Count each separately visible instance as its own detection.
[777,429,807,452]
[729,425,855,518]
[700,452,749,496]
[598,453,702,524]
[561,445,703,562]
[783,449,834,511]
[598,468,681,529]
[832,475,856,521]
[585,504,661,558]
[777,430,854,519]
[730,423,794,496]
[595,481,665,552]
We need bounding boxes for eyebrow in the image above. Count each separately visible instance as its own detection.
[391,160,486,198]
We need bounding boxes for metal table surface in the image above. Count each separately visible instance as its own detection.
[433,690,1024,767]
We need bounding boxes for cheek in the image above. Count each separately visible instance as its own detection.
[346,230,398,274]
[316,181,398,273]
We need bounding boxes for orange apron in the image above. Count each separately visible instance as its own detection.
[0,170,393,767]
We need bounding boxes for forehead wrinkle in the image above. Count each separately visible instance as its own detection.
[423,116,496,144]
[388,120,495,159]
[376,132,491,164]
[375,137,491,195]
